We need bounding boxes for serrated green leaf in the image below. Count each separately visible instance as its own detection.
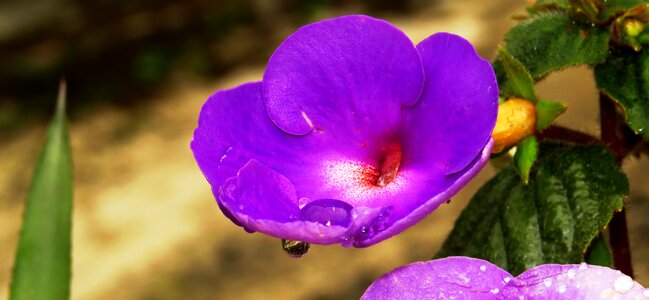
[514,136,538,184]
[536,99,568,131]
[497,47,538,102]
[10,82,73,300]
[494,12,610,93]
[436,143,627,275]
[585,234,613,267]
[595,47,649,138]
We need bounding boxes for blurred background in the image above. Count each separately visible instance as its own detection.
[1,0,648,299]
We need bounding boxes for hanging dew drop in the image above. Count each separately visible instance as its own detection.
[281,239,310,258]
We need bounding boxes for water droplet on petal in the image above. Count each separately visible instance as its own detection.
[490,288,499,294]
[480,265,486,272]
[579,262,588,270]
[504,277,511,283]
[613,275,634,294]
[567,269,576,278]
[300,199,353,227]
[558,284,567,294]
[544,278,552,287]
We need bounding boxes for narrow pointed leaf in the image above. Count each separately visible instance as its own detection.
[595,47,649,138]
[514,135,538,184]
[536,99,568,131]
[436,143,627,276]
[497,47,538,102]
[10,82,73,300]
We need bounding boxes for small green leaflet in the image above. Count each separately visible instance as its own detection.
[595,47,649,139]
[436,143,627,276]
[497,47,538,102]
[514,135,538,184]
[10,82,73,300]
[536,99,568,131]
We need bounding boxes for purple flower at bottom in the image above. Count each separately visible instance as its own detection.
[191,15,498,247]
[361,257,649,299]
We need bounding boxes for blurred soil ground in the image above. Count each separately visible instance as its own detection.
[1,1,648,299]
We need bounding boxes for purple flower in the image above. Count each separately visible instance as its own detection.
[362,257,648,299]
[191,15,497,247]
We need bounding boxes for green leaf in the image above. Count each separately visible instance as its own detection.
[494,11,610,91]
[595,47,649,138]
[436,143,627,275]
[497,47,538,102]
[10,82,73,300]
[514,136,538,184]
[536,99,568,131]
[585,234,613,267]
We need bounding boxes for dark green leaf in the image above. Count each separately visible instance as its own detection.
[514,136,538,184]
[595,47,649,138]
[494,11,610,92]
[497,47,538,102]
[536,99,568,131]
[585,234,613,267]
[436,143,627,275]
[10,82,73,300]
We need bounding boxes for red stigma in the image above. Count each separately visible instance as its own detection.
[376,143,402,187]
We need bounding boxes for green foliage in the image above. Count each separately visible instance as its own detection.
[595,47,649,138]
[533,0,570,9]
[436,143,627,275]
[601,1,649,21]
[536,99,568,131]
[497,47,538,102]
[494,11,610,89]
[514,136,538,184]
[569,0,602,22]
[585,234,613,267]
[10,83,73,300]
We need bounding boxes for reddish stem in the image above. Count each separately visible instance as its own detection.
[537,125,601,145]
[599,93,634,278]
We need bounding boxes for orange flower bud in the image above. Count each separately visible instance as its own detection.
[492,98,536,154]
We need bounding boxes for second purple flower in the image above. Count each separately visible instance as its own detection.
[191,15,498,247]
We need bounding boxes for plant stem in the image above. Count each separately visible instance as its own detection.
[537,125,601,145]
[599,92,634,278]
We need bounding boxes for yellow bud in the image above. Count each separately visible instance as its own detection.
[492,98,536,154]
[624,19,645,37]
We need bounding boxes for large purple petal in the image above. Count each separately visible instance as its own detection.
[352,138,493,247]
[361,257,511,300]
[402,33,498,175]
[502,263,649,299]
[362,257,649,299]
[263,15,424,136]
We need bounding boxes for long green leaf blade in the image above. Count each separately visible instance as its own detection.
[10,82,73,300]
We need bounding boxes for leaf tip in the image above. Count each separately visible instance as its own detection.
[56,78,67,117]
